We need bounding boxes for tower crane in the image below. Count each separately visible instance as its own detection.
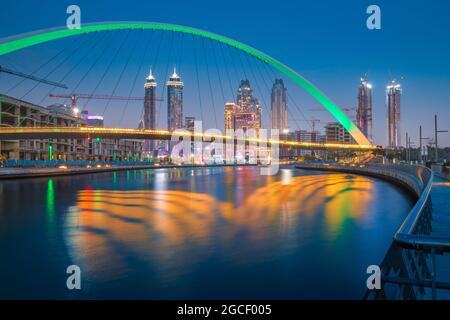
[49,93,163,110]
[0,65,67,89]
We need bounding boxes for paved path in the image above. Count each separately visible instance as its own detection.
[431,176,450,298]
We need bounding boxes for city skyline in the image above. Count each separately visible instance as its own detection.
[0,1,449,147]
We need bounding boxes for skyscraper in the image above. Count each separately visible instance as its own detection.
[143,68,157,153]
[386,80,402,148]
[356,76,373,142]
[236,80,261,131]
[271,78,288,133]
[167,67,183,132]
[224,102,237,131]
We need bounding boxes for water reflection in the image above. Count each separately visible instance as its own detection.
[64,172,375,282]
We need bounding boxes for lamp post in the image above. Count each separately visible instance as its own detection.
[434,115,448,163]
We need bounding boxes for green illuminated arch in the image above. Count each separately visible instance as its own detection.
[0,22,371,146]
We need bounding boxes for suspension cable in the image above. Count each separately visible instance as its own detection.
[251,55,303,132]
[65,30,126,108]
[38,32,104,106]
[118,30,153,126]
[100,30,137,116]
[6,34,83,95]
[217,42,237,101]
[79,30,129,112]
[210,39,227,106]
[201,37,218,128]
[261,58,313,131]
[156,31,175,127]
[192,34,204,123]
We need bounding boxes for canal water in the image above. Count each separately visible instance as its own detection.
[0,166,414,299]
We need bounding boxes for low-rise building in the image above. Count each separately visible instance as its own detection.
[0,94,143,161]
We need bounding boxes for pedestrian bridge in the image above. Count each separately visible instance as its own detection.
[0,127,377,151]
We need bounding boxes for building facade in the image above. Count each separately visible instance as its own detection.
[167,67,183,131]
[271,78,288,133]
[387,81,402,148]
[325,122,355,144]
[224,102,237,131]
[356,76,373,142]
[0,94,143,161]
[236,80,262,132]
[144,68,157,153]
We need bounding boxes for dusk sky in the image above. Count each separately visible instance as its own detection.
[1,0,450,146]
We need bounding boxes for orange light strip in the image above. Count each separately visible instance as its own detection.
[0,127,378,150]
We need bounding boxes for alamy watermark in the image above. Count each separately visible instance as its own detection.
[66,5,81,30]
[169,121,280,175]
[366,265,381,290]
[366,5,381,30]
[66,265,81,290]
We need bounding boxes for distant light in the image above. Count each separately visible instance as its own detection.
[73,107,80,115]
[283,129,289,134]
[58,165,68,169]
[366,83,372,89]
[87,115,104,120]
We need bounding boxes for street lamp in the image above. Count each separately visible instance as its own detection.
[434,115,448,163]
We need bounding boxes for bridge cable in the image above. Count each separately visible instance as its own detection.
[151,31,166,128]
[118,30,153,126]
[201,37,218,129]
[209,39,227,108]
[37,32,105,106]
[79,30,134,113]
[99,30,137,117]
[234,48,272,129]
[192,34,204,123]
[0,34,93,115]
[5,34,83,95]
[242,51,274,131]
[65,30,126,108]
[216,41,238,102]
[177,33,185,75]
[12,34,103,127]
[250,55,302,133]
[224,43,241,90]
[261,58,313,132]
[155,31,175,128]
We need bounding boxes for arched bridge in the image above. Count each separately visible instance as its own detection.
[0,22,372,147]
[0,127,376,151]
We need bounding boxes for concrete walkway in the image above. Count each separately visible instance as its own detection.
[431,176,450,298]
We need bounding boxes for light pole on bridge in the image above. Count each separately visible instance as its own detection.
[434,115,448,163]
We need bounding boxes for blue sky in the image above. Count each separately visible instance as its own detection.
[1,0,450,146]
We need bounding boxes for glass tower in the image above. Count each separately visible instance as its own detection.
[356,76,373,142]
[270,78,288,133]
[386,81,402,148]
[143,68,157,154]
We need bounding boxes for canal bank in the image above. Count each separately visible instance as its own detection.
[296,163,450,299]
[0,163,257,179]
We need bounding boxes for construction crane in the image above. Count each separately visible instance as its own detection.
[0,65,68,89]
[49,93,163,109]
[309,107,356,122]
[310,119,321,133]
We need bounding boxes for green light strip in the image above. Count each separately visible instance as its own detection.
[0,22,371,146]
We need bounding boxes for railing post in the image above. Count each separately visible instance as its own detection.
[431,247,437,299]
